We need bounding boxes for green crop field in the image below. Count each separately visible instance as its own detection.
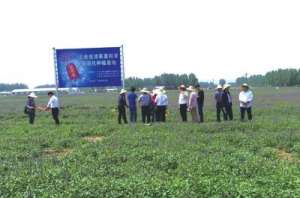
[1,87,300,197]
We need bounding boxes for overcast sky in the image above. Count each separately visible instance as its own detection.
[0,0,300,88]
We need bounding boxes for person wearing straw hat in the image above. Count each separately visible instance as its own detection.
[214,85,226,122]
[155,88,169,122]
[117,89,128,124]
[25,92,38,124]
[239,83,254,121]
[45,92,60,125]
[195,84,205,123]
[127,87,138,123]
[178,85,188,122]
[138,88,152,123]
[222,84,233,121]
[187,86,200,122]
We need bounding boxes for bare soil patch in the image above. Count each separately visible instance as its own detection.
[276,149,294,161]
[82,135,104,143]
[43,148,73,157]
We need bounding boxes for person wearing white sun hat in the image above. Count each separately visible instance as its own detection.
[178,85,188,122]
[117,89,128,124]
[214,85,226,122]
[138,88,152,123]
[222,84,233,121]
[155,88,168,122]
[239,83,254,121]
[25,92,38,124]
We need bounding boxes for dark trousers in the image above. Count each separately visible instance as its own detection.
[198,105,204,123]
[157,106,167,122]
[129,109,137,123]
[118,106,128,124]
[240,107,252,121]
[151,106,157,122]
[51,108,60,125]
[216,104,226,122]
[28,110,35,124]
[141,106,151,123]
[224,104,233,121]
[179,104,188,122]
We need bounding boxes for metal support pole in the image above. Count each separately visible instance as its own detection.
[52,48,59,98]
[120,45,125,89]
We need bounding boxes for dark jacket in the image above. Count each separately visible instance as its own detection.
[214,91,224,107]
[118,94,127,107]
[222,91,232,107]
[197,90,204,107]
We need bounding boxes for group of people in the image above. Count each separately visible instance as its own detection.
[24,83,253,125]
[214,83,254,122]
[25,92,60,125]
[117,83,254,124]
[118,87,169,124]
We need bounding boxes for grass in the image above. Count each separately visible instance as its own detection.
[1,87,300,197]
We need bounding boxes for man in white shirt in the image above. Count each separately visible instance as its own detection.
[239,83,254,121]
[155,88,168,122]
[45,92,60,125]
[178,85,188,122]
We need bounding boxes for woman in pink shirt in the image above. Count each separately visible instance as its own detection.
[187,86,200,122]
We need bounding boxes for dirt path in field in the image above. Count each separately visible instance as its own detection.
[43,148,73,157]
[81,135,104,143]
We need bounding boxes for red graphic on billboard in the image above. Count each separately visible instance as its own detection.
[66,63,80,80]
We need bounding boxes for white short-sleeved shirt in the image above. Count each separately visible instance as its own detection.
[239,90,253,108]
[178,92,188,105]
[155,94,168,106]
[47,95,60,108]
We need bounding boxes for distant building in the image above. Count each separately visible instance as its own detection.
[11,88,79,95]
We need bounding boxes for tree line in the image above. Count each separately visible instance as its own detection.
[236,69,300,87]
[0,83,28,92]
[125,73,211,89]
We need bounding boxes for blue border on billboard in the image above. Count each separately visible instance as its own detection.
[55,47,123,88]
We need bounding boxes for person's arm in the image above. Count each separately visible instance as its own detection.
[247,91,254,103]
[45,99,51,111]
[124,95,128,107]
[165,95,168,106]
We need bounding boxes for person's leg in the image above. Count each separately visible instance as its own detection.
[134,110,137,122]
[198,105,204,123]
[118,107,122,124]
[180,104,187,122]
[146,106,151,123]
[224,106,229,121]
[52,108,60,125]
[191,108,198,122]
[228,105,233,120]
[129,110,133,123]
[141,107,146,123]
[161,106,167,122]
[247,107,252,120]
[156,106,161,122]
[221,107,226,121]
[122,107,128,124]
[216,105,221,122]
[240,107,246,121]
[155,107,160,122]
[180,104,184,121]
[28,110,35,124]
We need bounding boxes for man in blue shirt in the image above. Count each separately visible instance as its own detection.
[127,87,138,123]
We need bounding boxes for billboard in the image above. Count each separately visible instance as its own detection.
[55,47,123,88]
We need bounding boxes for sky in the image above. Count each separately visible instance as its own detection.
[0,0,300,88]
